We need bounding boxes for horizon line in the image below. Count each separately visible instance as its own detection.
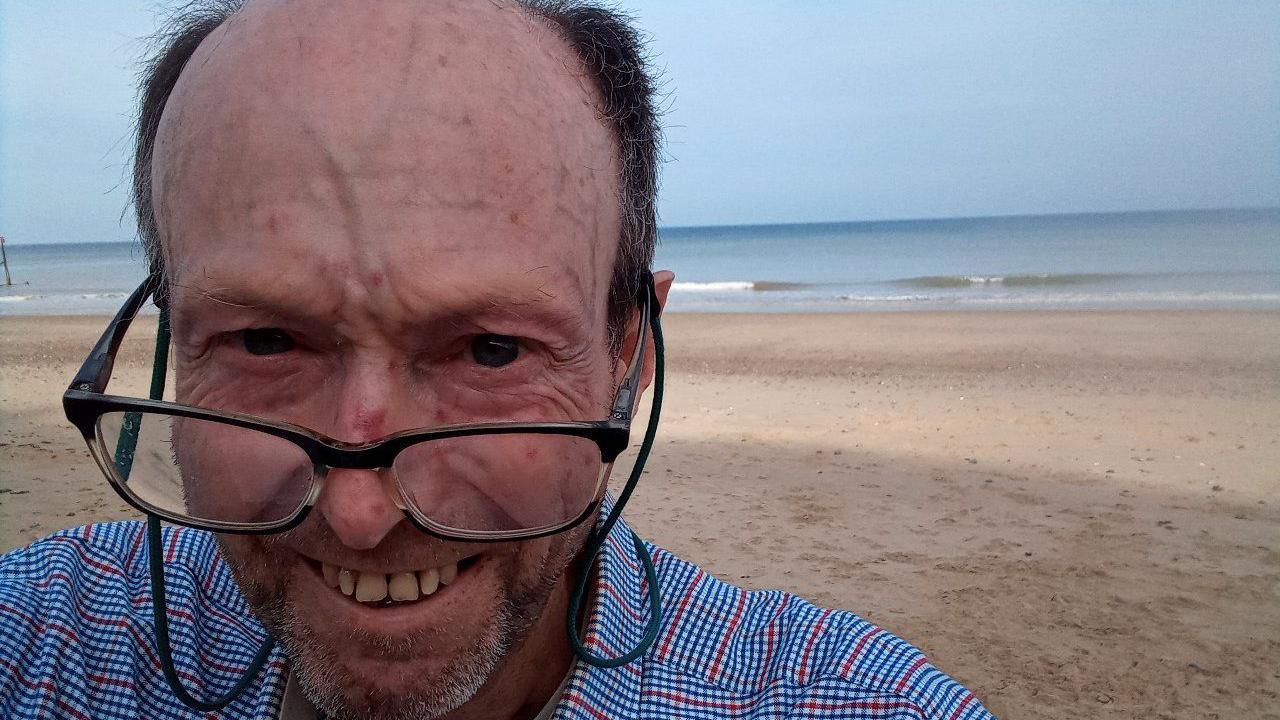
[659,205,1280,233]
[4,204,1278,246]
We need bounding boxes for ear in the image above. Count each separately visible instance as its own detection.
[619,270,674,410]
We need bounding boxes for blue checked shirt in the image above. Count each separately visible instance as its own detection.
[0,505,993,719]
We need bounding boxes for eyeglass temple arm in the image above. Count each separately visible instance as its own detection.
[608,275,656,423]
[68,274,162,393]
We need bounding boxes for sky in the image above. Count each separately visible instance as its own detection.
[1,1,1278,244]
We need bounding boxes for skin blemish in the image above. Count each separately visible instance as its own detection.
[370,271,385,287]
[508,211,521,225]
[348,407,387,439]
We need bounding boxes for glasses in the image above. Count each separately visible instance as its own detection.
[63,273,655,542]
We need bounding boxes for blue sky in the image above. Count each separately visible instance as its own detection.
[1,1,1277,244]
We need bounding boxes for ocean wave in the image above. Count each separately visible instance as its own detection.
[77,292,129,300]
[837,291,1280,306]
[893,273,1122,288]
[671,281,754,292]
[836,294,936,303]
[0,292,130,304]
[670,280,808,292]
[671,280,811,292]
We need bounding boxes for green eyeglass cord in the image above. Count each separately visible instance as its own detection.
[125,295,665,712]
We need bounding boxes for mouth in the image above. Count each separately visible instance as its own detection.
[311,555,482,609]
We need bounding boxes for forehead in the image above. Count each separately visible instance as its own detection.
[152,0,620,323]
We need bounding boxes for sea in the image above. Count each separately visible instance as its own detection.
[1,208,1277,315]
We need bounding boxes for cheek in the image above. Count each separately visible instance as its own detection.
[511,520,591,597]
[174,417,314,524]
[215,535,290,603]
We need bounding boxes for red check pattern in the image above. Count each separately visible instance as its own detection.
[0,502,991,719]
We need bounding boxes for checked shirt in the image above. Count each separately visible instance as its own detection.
[0,503,993,719]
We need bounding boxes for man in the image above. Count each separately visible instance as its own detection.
[0,1,992,718]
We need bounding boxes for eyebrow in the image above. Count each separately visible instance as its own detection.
[171,275,589,336]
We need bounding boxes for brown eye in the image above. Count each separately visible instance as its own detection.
[470,334,519,368]
[241,328,295,356]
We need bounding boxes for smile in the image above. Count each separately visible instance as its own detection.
[316,556,481,606]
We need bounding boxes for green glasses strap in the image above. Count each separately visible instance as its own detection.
[138,308,276,711]
[566,284,665,668]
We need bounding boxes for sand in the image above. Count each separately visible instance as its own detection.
[1,310,1277,719]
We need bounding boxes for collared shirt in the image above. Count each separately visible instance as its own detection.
[0,505,993,719]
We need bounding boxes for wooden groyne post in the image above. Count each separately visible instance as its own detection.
[0,235,10,286]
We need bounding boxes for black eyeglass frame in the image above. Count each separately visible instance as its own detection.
[62,272,657,542]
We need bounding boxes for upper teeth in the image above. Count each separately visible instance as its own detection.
[322,561,460,603]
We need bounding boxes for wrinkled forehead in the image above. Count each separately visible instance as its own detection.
[151,0,620,322]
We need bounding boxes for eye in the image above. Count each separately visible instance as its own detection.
[470,334,520,368]
[241,328,295,356]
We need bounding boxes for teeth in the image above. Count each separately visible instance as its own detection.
[355,572,388,602]
[439,562,457,585]
[389,572,419,602]
[419,568,440,596]
[326,561,466,604]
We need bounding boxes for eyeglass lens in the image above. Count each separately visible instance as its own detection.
[95,411,609,534]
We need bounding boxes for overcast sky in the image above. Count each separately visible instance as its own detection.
[1,1,1277,244]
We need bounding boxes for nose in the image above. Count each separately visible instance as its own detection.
[313,353,419,549]
[314,468,405,550]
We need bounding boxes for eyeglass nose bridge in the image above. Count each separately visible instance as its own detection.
[303,462,415,516]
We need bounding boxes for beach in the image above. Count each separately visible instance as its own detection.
[1,310,1278,719]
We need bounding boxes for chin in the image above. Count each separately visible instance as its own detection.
[217,533,565,720]
[280,556,518,718]
[214,513,590,719]
[288,627,502,720]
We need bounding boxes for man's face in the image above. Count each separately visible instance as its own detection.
[150,0,623,716]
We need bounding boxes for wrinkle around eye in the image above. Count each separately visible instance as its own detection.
[174,340,324,415]
[435,345,606,421]
[433,378,595,424]
[179,362,319,417]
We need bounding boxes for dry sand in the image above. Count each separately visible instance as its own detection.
[1,311,1278,719]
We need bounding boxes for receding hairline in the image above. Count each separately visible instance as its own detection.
[147,0,619,245]
[133,0,663,352]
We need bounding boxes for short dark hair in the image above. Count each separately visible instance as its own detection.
[132,0,661,352]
